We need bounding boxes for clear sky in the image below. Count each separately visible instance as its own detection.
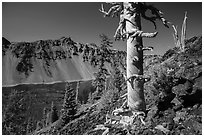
[2,2,202,55]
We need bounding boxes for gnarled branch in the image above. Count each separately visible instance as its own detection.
[99,4,122,17]
[114,13,127,41]
[142,46,154,51]
[127,29,158,42]
[140,3,171,29]
[126,74,151,84]
[99,3,126,41]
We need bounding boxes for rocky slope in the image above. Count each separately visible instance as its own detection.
[2,36,126,135]
[2,36,202,135]
[35,35,202,135]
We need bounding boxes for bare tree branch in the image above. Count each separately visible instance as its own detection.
[114,13,126,41]
[140,3,171,29]
[126,28,158,42]
[106,2,121,5]
[99,4,122,17]
[142,46,154,51]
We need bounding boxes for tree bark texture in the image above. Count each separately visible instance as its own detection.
[124,3,146,112]
[99,2,169,113]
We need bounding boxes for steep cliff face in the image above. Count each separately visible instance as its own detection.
[2,37,112,86]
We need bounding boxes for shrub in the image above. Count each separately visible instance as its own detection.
[153,68,175,95]
[161,49,177,62]
[26,117,35,134]
[36,121,43,131]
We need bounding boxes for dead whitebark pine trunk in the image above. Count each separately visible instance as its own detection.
[172,11,187,52]
[180,11,187,52]
[99,2,170,122]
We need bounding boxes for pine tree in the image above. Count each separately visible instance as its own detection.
[42,107,48,127]
[50,101,59,123]
[46,111,51,126]
[92,34,112,95]
[87,92,94,104]
[112,56,124,92]
[61,83,77,125]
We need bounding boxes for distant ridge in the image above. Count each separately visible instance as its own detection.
[2,37,114,86]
